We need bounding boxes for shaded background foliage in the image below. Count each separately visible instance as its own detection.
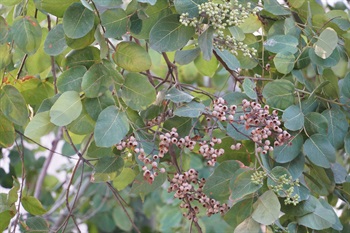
[0,0,350,232]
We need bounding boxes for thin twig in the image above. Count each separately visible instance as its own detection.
[16,54,28,79]
[34,129,63,199]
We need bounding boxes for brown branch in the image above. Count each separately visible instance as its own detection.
[16,54,28,79]
[34,129,63,199]
[213,50,242,84]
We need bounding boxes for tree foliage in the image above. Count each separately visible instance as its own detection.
[0,0,350,232]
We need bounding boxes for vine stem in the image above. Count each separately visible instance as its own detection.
[34,130,63,199]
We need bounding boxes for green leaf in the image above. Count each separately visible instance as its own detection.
[49,91,82,126]
[63,46,101,69]
[224,198,254,229]
[25,216,49,232]
[101,8,128,38]
[34,0,80,17]
[112,206,134,232]
[297,196,336,230]
[288,0,305,8]
[86,141,112,158]
[238,15,262,33]
[314,28,338,59]
[174,48,201,65]
[91,156,124,183]
[274,51,295,74]
[309,46,340,68]
[0,16,8,43]
[0,112,15,147]
[94,106,129,147]
[131,171,167,201]
[57,66,86,93]
[67,108,95,135]
[230,170,262,200]
[321,108,349,149]
[304,112,328,136]
[113,168,137,191]
[198,27,214,60]
[234,217,261,233]
[303,134,336,168]
[7,179,19,205]
[63,3,94,39]
[264,35,298,54]
[340,72,350,98]
[0,211,13,232]
[273,133,303,163]
[12,16,42,54]
[243,78,257,100]
[164,87,194,103]
[22,196,47,215]
[173,101,205,118]
[0,85,28,126]
[203,160,243,202]
[282,104,304,131]
[84,92,115,121]
[252,190,281,225]
[214,49,240,70]
[149,14,195,52]
[194,53,218,77]
[81,63,114,98]
[304,164,334,196]
[24,111,56,142]
[113,42,151,72]
[262,80,295,110]
[345,132,350,155]
[94,0,123,7]
[264,0,291,15]
[0,44,11,70]
[229,26,245,41]
[174,0,206,17]
[65,25,95,50]
[121,73,156,111]
[276,152,305,180]
[44,24,67,56]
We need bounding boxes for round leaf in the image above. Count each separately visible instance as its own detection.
[94,106,129,147]
[262,80,295,110]
[121,73,156,111]
[304,112,328,135]
[273,133,303,163]
[314,27,338,59]
[303,134,336,168]
[274,51,295,74]
[252,190,281,225]
[173,101,205,118]
[101,8,128,38]
[63,46,101,70]
[174,0,206,18]
[91,156,124,183]
[49,91,82,126]
[57,65,87,93]
[0,85,28,126]
[150,14,195,52]
[113,42,151,72]
[282,104,304,131]
[264,35,298,54]
[63,3,94,39]
[12,16,42,54]
[24,111,56,142]
[230,170,262,200]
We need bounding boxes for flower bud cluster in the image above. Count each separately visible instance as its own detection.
[198,138,225,166]
[179,0,260,57]
[116,136,165,184]
[209,97,292,155]
[168,168,229,221]
[269,174,300,206]
[251,170,267,185]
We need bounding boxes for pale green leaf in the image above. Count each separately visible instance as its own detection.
[274,51,295,74]
[22,196,47,215]
[242,78,257,100]
[94,106,129,147]
[164,87,194,103]
[91,156,124,183]
[252,190,281,225]
[262,80,295,110]
[282,104,304,131]
[264,35,298,54]
[314,28,338,59]
[273,133,303,163]
[49,91,82,126]
[24,111,56,142]
[230,170,262,200]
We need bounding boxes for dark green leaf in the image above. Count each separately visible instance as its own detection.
[174,0,206,17]
[0,112,15,147]
[214,49,240,70]
[131,171,167,201]
[63,3,94,39]
[276,152,305,180]
[264,0,291,15]
[150,14,195,52]
[230,170,262,200]
[304,112,328,135]
[101,8,128,38]
[63,46,101,69]
[203,160,243,202]
[340,72,350,98]
[224,198,254,229]
[199,27,214,60]
[67,108,95,135]
[273,133,303,163]
[94,106,129,147]
[174,48,201,65]
[84,92,115,121]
